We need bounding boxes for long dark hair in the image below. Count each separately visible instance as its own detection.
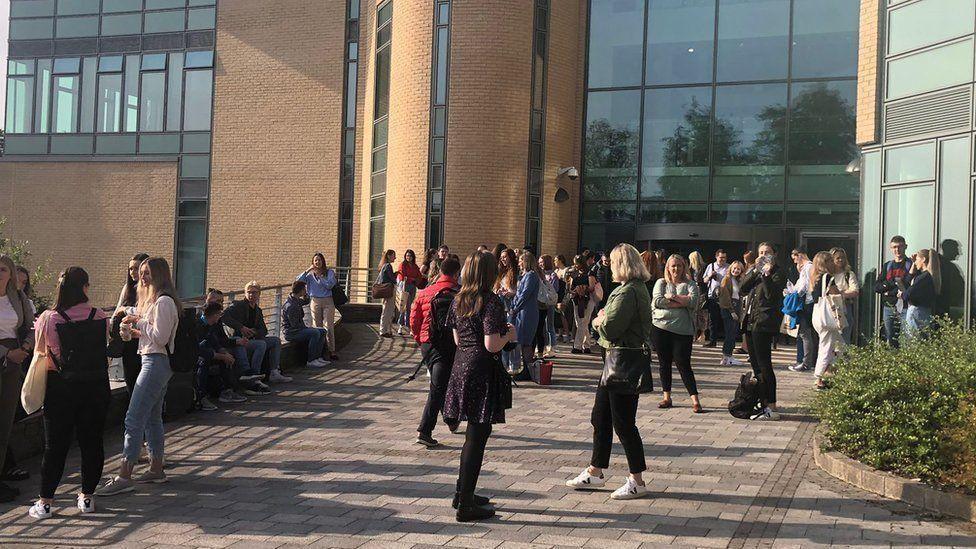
[121,252,149,307]
[15,266,32,296]
[455,252,498,318]
[491,243,508,262]
[402,249,417,266]
[54,267,90,310]
[312,252,328,273]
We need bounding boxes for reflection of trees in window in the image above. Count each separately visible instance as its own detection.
[788,83,855,164]
[583,118,638,200]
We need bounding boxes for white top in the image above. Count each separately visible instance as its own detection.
[793,261,815,304]
[136,295,179,355]
[703,262,729,297]
[0,296,17,340]
[833,270,859,300]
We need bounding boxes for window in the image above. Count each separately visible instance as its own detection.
[8,60,35,75]
[124,54,139,131]
[791,0,859,78]
[57,0,100,16]
[5,77,34,133]
[711,203,783,224]
[145,10,185,34]
[712,83,787,200]
[97,73,122,132]
[888,0,975,56]
[883,185,935,250]
[139,72,165,131]
[183,69,213,131]
[587,0,644,87]
[176,220,207,297]
[52,75,79,133]
[187,7,216,30]
[10,18,54,40]
[642,86,711,201]
[580,224,636,251]
[583,89,640,200]
[142,54,167,71]
[80,57,96,131]
[35,60,51,133]
[885,142,936,183]
[147,0,186,9]
[582,203,637,223]
[640,203,708,223]
[103,0,142,13]
[184,50,214,68]
[785,203,858,226]
[374,46,391,119]
[886,39,974,100]
[53,57,80,74]
[716,0,789,82]
[166,52,184,131]
[10,0,55,18]
[102,13,142,35]
[645,0,714,85]
[938,137,971,320]
[99,56,123,72]
[788,80,857,200]
[56,15,99,37]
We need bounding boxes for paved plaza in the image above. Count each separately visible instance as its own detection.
[1,324,974,548]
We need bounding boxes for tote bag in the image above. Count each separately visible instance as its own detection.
[812,276,843,334]
[21,318,52,415]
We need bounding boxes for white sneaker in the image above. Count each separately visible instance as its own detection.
[756,407,781,421]
[268,369,292,383]
[565,469,606,490]
[610,478,648,500]
[727,356,745,366]
[720,356,730,366]
[306,358,331,369]
[28,501,52,519]
[77,495,94,513]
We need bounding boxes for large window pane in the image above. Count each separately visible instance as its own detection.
[584,89,640,200]
[711,203,782,224]
[56,15,99,37]
[641,86,711,201]
[52,75,79,133]
[97,73,122,132]
[716,0,789,82]
[147,0,185,8]
[102,13,142,35]
[640,203,708,223]
[176,219,208,298]
[103,0,142,12]
[587,0,645,87]
[859,151,882,336]
[789,80,857,200]
[785,203,858,226]
[889,0,976,56]
[145,10,186,34]
[434,27,448,105]
[582,203,637,223]
[5,77,34,133]
[713,83,787,200]
[166,52,184,131]
[883,185,935,250]
[187,7,216,30]
[10,18,54,39]
[791,0,858,78]
[580,224,636,251]
[57,0,100,16]
[140,72,165,131]
[938,137,970,320]
[646,0,714,85]
[10,1,54,18]
[374,45,391,119]
[80,57,96,132]
[183,69,213,131]
[35,60,51,133]
[124,55,139,132]
[886,39,974,100]
[885,142,935,183]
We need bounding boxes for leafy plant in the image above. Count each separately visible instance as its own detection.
[814,319,976,491]
[0,217,52,311]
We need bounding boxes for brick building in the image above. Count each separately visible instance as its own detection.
[2,0,863,307]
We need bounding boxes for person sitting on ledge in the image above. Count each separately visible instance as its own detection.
[282,280,330,369]
[222,281,292,384]
[197,301,246,408]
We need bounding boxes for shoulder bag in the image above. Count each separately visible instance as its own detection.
[601,345,654,395]
[372,266,395,299]
[21,314,53,414]
[812,275,844,333]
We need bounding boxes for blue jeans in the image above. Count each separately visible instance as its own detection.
[546,308,556,347]
[903,305,931,342]
[122,353,172,463]
[287,328,326,361]
[230,345,256,376]
[882,305,905,347]
[721,308,739,357]
[246,336,281,374]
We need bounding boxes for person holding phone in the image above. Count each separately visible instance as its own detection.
[739,243,787,420]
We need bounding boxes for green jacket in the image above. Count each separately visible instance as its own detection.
[651,278,700,336]
[596,280,653,349]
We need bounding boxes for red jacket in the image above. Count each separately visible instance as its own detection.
[410,274,459,344]
[396,261,423,287]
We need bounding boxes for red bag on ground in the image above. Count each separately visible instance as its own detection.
[529,360,553,385]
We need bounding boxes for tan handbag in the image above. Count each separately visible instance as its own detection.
[21,319,52,415]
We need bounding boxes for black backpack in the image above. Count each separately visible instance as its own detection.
[728,372,764,420]
[428,287,458,352]
[167,307,201,373]
[52,309,109,382]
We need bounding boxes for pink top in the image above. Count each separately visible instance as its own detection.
[35,304,108,369]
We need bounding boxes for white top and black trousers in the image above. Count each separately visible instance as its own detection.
[0,290,33,502]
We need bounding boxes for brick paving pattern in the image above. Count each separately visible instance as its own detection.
[2,324,974,548]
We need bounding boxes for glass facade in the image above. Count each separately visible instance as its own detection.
[582,0,860,249]
[524,0,548,251]
[5,0,217,297]
[426,0,451,249]
[337,0,361,268]
[369,1,392,271]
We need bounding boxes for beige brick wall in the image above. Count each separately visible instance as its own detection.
[0,160,177,306]
[541,0,584,259]
[210,0,347,293]
[442,0,533,254]
[857,0,882,145]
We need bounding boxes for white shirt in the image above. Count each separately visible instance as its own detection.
[0,297,18,340]
[703,262,729,297]
[793,261,815,304]
[136,295,179,355]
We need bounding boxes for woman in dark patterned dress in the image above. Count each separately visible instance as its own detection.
[443,251,516,522]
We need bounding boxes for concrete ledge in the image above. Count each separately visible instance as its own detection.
[814,433,976,523]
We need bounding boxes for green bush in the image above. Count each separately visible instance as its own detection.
[814,319,976,491]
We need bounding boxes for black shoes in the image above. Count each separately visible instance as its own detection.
[571,348,582,354]
[702,341,717,348]
[416,434,439,447]
[452,492,490,509]
[454,492,494,521]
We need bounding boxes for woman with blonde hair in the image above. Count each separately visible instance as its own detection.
[99,257,179,495]
[810,252,843,390]
[902,248,941,341]
[566,244,652,500]
[0,255,33,504]
[651,255,703,413]
[377,249,397,338]
[719,261,746,366]
[829,247,859,344]
[510,250,542,377]
[494,248,519,369]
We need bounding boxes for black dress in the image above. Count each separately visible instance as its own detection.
[443,292,507,425]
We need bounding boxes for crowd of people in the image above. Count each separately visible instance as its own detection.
[0,231,946,522]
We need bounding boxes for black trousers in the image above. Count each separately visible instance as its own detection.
[418,344,454,437]
[590,385,646,474]
[651,326,697,395]
[534,309,548,354]
[456,422,493,501]
[121,338,141,396]
[40,372,111,499]
[746,330,777,407]
[706,298,724,342]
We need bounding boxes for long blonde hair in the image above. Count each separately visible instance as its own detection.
[722,260,745,289]
[810,251,834,289]
[829,247,851,273]
[916,248,942,295]
[0,254,27,327]
[688,251,705,274]
[611,244,650,283]
[664,254,691,285]
[455,252,498,318]
[137,257,181,314]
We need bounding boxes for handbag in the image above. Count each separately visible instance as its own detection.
[332,284,349,308]
[21,318,52,414]
[492,355,513,410]
[601,345,654,395]
[106,313,125,358]
[812,275,843,333]
[372,283,394,299]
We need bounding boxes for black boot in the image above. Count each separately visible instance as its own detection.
[455,494,495,522]
[452,492,490,509]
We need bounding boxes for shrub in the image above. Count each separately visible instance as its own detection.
[814,319,976,491]
[0,216,51,311]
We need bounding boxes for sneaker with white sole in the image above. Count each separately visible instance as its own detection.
[96,476,134,496]
[565,469,606,490]
[756,407,781,421]
[135,470,167,484]
[268,369,292,383]
[720,356,730,366]
[788,363,809,372]
[218,389,246,403]
[610,478,648,500]
[77,495,94,513]
[28,501,52,519]
[198,397,218,411]
[306,358,331,369]
[727,356,745,366]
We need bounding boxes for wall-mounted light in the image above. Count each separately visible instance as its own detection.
[845,155,862,174]
[556,166,579,180]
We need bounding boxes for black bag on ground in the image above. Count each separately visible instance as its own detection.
[167,307,201,373]
[52,308,109,382]
[728,372,764,419]
[601,346,654,395]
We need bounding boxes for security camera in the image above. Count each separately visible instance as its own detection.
[558,167,579,180]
